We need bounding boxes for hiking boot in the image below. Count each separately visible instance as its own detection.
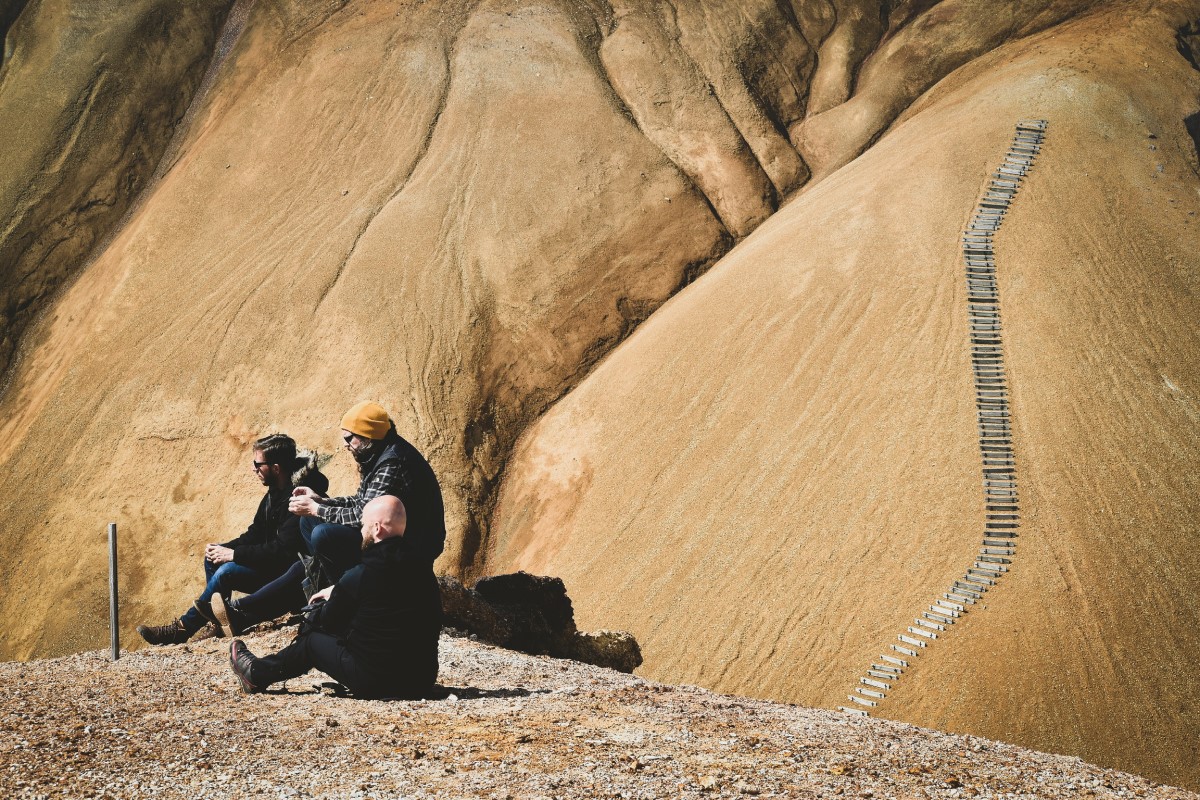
[192,622,224,642]
[136,619,189,646]
[193,599,219,627]
[229,640,262,694]
[211,593,248,638]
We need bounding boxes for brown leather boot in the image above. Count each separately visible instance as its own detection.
[136,619,189,646]
[192,622,225,641]
[229,640,262,694]
[211,593,248,638]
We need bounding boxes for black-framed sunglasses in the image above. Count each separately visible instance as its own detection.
[253,460,273,469]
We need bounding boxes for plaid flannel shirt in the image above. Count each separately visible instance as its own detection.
[316,460,400,527]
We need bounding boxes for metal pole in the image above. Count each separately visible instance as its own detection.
[108,522,119,661]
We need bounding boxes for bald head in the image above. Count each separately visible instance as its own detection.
[361,495,407,547]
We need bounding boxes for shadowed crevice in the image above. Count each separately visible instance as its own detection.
[0,0,237,386]
[0,0,29,73]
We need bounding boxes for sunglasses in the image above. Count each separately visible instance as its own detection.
[253,460,273,469]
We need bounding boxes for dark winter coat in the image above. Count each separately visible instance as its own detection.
[223,456,329,575]
[311,535,441,692]
[318,429,446,563]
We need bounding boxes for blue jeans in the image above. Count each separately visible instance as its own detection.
[179,559,272,634]
[300,517,362,586]
[235,560,307,625]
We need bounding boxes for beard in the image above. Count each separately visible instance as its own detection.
[351,439,382,465]
[361,536,375,552]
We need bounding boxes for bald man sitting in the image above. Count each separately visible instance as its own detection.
[229,495,442,699]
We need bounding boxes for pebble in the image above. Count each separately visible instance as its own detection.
[0,630,1194,799]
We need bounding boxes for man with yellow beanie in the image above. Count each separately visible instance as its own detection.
[288,401,446,587]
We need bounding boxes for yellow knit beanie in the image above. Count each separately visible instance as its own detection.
[340,401,391,440]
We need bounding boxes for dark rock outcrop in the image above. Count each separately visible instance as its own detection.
[439,571,642,674]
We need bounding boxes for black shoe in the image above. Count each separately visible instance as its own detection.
[211,593,247,638]
[229,640,262,694]
[136,619,190,646]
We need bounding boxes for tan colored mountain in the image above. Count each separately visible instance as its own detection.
[0,0,234,376]
[487,1,1200,790]
[1,0,1197,790]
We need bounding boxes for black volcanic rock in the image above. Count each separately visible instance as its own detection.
[439,571,642,673]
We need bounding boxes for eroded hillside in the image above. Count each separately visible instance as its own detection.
[486,2,1200,790]
[0,0,234,376]
[1,0,1197,791]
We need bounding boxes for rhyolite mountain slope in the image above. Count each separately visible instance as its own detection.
[486,1,1200,790]
[1,0,1198,792]
[0,0,234,376]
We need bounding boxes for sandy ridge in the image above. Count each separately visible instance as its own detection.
[2,628,1196,799]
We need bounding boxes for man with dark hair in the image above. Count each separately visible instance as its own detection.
[136,434,327,645]
[288,401,445,586]
[230,494,441,699]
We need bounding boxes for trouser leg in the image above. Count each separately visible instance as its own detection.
[250,631,379,695]
[180,561,270,634]
[300,518,362,584]
[235,560,307,624]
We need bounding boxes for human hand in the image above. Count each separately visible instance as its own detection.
[309,586,333,603]
[288,494,321,517]
[291,486,318,499]
[205,544,235,564]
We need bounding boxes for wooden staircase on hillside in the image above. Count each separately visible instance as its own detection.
[840,119,1049,716]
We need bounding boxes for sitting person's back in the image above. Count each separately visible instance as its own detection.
[229,494,441,699]
[316,535,441,695]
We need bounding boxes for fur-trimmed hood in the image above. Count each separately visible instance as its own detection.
[292,448,329,495]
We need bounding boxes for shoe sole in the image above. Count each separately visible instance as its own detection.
[211,593,238,638]
[229,641,259,694]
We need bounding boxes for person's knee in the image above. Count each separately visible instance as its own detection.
[309,523,349,554]
[210,562,241,590]
[307,523,330,553]
[299,515,320,538]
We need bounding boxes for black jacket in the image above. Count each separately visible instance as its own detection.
[313,536,441,691]
[318,429,446,563]
[223,468,329,575]
[378,431,446,563]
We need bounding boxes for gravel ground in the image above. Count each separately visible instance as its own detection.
[1,629,1194,799]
